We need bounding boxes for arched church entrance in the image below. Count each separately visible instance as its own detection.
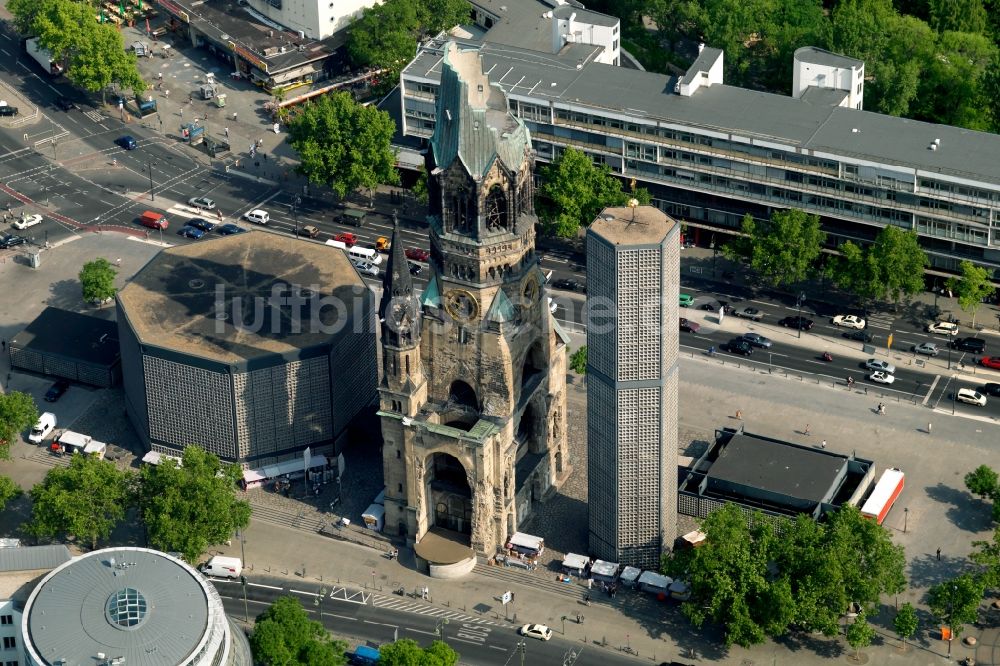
[427,452,473,534]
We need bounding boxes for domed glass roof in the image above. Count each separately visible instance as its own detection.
[106,587,148,629]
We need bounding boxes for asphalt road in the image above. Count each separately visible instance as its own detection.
[213,575,657,666]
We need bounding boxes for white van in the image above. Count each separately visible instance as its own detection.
[29,412,57,444]
[325,239,348,250]
[243,209,269,225]
[199,555,242,579]
[348,246,382,265]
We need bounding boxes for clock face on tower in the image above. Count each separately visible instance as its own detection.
[444,289,480,322]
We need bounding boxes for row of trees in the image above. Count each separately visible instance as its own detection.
[28,445,250,561]
[8,0,146,100]
[251,596,460,666]
[598,0,1000,133]
[661,503,907,648]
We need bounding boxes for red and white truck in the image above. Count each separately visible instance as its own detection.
[26,38,64,76]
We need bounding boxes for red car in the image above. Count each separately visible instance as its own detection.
[334,232,357,247]
[980,356,1000,370]
[405,248,430,262]
[679,317,701,333]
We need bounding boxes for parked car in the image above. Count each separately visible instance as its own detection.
[982,382,1000,397]
[0,234,27,249]
[679,293,694,307]
[375,236,391,251]
[188,196,216,210]
[217,223,247,235]
[13,214,43,230]
[779,316,814,330]
[726,339,754,356]
[55,96,76,111]
[336,233,359,247]
[955,388,987,407]
[735,307,763,322]
[845,330,874,343]
[0,105,19,117]
[864,359,896,374]
[116,135,137,150]
[178,225,205,239]
[405,247,429,262]
[979,356,1000,370]
[187,217,217,232]
[927,321,960,336]
[44,379,70,403]
[742,332,772,349]
[832,314,866,329]
[952,337,986,354]
[868,371,895,385]
[551,278,581,291]
[912,342,939,357]
[299,225,321,239]
[519,624,553,641]
[679,317,701,333]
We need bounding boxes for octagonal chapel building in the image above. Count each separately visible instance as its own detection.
[378,43,570,567]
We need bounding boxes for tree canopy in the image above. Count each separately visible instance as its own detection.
[927,573,985,639]
[379,639,459,666]
[569,347,588,374]
[947,260,996,328]
[0,476,22,513]
[28,454,132,549]
[0,390,38,459]
[79,258,118,306]
[250,596,347,666]
[138,446,251,562]
[893,602,919,648]
[663,503,906,646]
[845,610,876,659]
[965,464,999,500]
[536,148,650,238]
[722,209,826,289]
[286,92,399,200]
[826,227,927,307]
[971,527,1000,589]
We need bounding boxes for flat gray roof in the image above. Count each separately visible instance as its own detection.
[588,205,675,246]
[117,233,366,364]
[795,46,862,70]
[0,545,71,573]
[25,549,211,666]
[405,40,1000,186]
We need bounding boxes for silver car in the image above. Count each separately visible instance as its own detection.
[742,332,773,349]
[864,359,896,374]
[913,342,939,357]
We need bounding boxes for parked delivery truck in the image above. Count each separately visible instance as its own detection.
[26,38,64,76]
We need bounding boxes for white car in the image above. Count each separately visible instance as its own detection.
[519,624,553,641]
[864,359,896,374]
[869,371,895,385]
[188,196,216,210]
[832,314,866,329]
[243,209,269,225]
[956,388,987,407]
[13,214,42,230]
[927,321,960,336]
[548,297,557,314]
[352,260,379,277]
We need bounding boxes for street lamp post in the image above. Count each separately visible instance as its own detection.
[314,586,327,623]
[148,161,155,201]
[293,195,301,237]
[947,585,955,658]
[240,575,249,622]
[435,618,449,640]
[903,507,908,533]
[797,292,807,339]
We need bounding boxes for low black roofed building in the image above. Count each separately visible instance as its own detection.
[8,307,121,387]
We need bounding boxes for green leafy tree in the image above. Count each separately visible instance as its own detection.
[647,0,702,52]
[287,92,399,200]
[928,0,988,33]
[981,51,1000,133]
[0,391,39,459]
[536,148,649,238]
[0,476,22,512]
[417,0,472,34]
[965,465,999,500]
[413,171,430,205]
[685,0,773,83]
[138,446,251,562]
[894,602,919,648]
[79,258,118,306]
[845,610,876,659]
[754,0,831,92]
[346,0,419,84]
[970,527,1000,588]
[722,209,826,289]
[569,347,587,374]
[913,30,995,130]
[927,573,985,640]
[250,596,347,666]
[27,454,132,549]
[947,260,996,329]
[869,226,928,307]
[379,638,459,666]
[68,22,147,100]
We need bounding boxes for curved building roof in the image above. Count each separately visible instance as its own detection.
[22,547,229,666]
[117,232,367,364]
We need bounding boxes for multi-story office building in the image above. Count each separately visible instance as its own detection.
[399,0,1000,280]
[586,205,680,568]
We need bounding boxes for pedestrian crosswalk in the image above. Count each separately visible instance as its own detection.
[163,203,226,222]
[84,110,104,123]
[371,593,500,626]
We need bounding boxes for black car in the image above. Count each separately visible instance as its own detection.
[551,278,581,291]
[952,337,986,353]
[982,383,1000,397]
[187,217,217,232]
[44,379,70,402]
[778,316,814,330]
[726,339,754,356]
[700,301,728,312]
[217,223,247,235]
[721,270,736,281]
[844,329,874,343]
[408,261,422,275]
[0,105,18,117]
[55,97,76,111]
[0,234,27,249]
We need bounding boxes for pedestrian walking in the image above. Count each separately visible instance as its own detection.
[224,127,229,138]
[735,409,743,420]
[927,422,933,434]
[821,440,826,449]
[1,339,5,351]
[164,89,169,98]
[233,111,238,121]
[803,424,811,436]
[936,548,941,561]
[115,257,122,267]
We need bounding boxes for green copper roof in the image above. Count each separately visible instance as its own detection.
[421,273,442,308]
[485,288,517,323]
[430,42,532,180]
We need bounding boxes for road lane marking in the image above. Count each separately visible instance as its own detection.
[922,375,941,405]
